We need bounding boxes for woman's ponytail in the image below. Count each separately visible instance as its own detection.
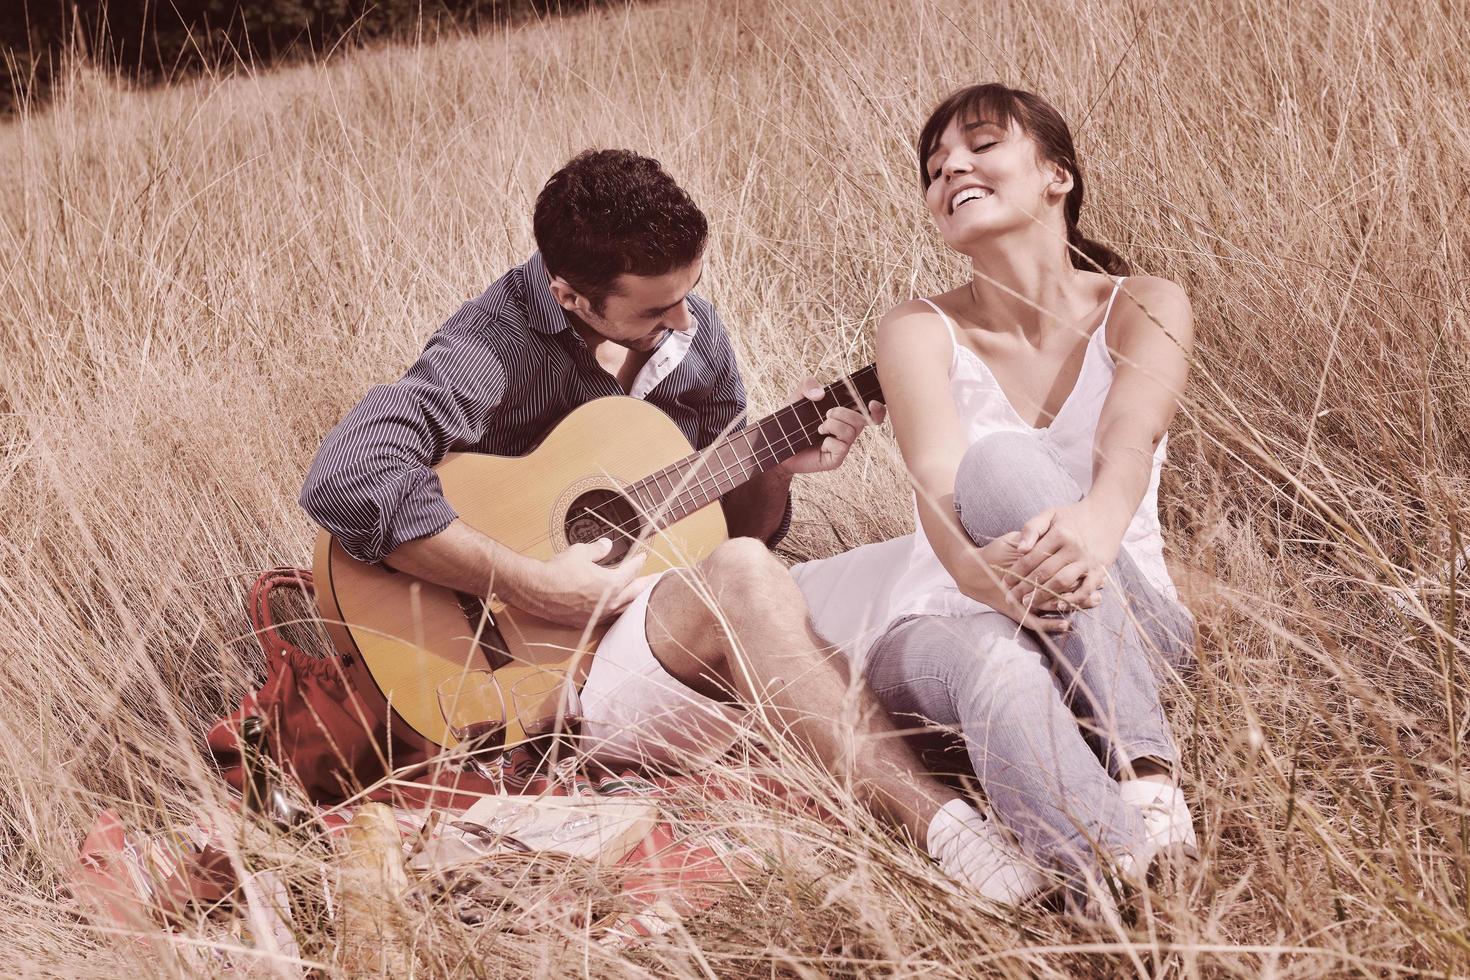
[1067,224,1129,276]
[1062,163,1129,275]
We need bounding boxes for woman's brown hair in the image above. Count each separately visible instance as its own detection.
[917,84,1128,276]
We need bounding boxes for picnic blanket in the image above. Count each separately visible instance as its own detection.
[74,766,769,956]
[72,568,807,962]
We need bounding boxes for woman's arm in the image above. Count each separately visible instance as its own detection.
[1007,276,1194,605]
[877,301,1069,633]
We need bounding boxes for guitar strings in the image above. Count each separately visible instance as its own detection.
[632,372,880,519]
[635,373,874,482]
[493,378,878,560]
[510,406,830,555]
[639,403,821,517]
[562,375,880,550]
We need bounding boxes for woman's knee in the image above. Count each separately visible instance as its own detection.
[954,432,1081,543]
[952,632,1056,718]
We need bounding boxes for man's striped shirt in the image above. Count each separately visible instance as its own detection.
[300,252,787,564]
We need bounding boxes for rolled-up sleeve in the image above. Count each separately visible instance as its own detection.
[300,303,507,563]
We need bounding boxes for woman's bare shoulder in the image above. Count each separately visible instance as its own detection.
[882,295,940,322]
[1117,275,1191,312]
[876,297,956,372]
[1111,275,1194,344]
[878,296,952,338]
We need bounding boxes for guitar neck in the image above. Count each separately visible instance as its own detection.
[626,364,882,525]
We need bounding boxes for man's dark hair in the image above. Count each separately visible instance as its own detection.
[533,149,709,313]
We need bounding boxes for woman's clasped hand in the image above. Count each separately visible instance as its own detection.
[1004,496,1133,612]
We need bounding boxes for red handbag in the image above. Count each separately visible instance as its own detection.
[206,568,442,804]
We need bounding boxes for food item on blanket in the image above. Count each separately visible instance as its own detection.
[239,715,315,833]
[337,803,414,976]
[409,797,658,871]
[470,796,655,864]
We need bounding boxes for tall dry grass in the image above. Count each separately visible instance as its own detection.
[2,0,1468,974]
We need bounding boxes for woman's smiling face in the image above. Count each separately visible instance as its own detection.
[921,115,1070,252]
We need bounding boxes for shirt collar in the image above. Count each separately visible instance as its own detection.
[523,252,573,335]
[628,321,698,399]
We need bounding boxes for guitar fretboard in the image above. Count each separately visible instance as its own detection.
[625,364,882,526]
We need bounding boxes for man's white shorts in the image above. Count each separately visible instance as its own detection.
[578,571,745,768]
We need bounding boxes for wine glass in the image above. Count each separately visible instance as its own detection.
[509,669,584,794]
[436,670,509,791]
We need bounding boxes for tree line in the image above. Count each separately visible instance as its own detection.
[1,0,605,113]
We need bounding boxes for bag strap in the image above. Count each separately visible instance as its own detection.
[248,567,316,668]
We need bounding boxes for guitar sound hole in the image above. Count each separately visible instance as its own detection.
[565,489,643,566]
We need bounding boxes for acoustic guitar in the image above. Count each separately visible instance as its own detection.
[313,365,882,750]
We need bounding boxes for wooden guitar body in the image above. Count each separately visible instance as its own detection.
[313,396,728,752]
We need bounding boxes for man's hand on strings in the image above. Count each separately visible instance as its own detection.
[776,376,887,476]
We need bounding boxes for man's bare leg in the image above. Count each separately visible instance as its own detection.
[644,537,957,850]
[644,539,1055,902]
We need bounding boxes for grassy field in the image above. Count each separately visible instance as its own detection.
[2,0,1469,975]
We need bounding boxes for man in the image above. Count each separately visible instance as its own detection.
[300,149,1044,902]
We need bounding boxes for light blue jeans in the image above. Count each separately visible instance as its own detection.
[864,432,1193,880]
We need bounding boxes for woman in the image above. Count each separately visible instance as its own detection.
[868,83,1197,904]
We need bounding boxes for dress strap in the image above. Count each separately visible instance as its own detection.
[1100,276,1127,328]
[916,297,960,358]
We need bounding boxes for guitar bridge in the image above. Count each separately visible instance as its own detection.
[454,592,514,670]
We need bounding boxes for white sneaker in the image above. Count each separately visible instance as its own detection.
[928,799,1053,904]
[1118,779,1198,880]
[1062,783,1197,923]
